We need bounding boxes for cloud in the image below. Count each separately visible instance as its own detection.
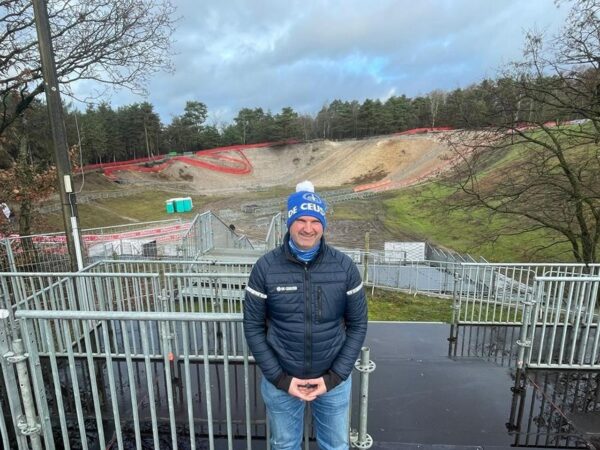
[72,0,570,124]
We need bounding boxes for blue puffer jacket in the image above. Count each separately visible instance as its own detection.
[243,235,367,391]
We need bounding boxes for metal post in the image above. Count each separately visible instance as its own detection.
[506,367,526,433]
[303,405,310,450]
[10,339,43,450]
[351,347,375,449]
[448,272,460,357]
[4,238,17,273]
[363,232,370,284]
[31,0,82,271]
[0,311,29,450]
[516,291,535,370]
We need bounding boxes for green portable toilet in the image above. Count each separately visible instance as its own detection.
[174,197,186,212]
[165,199,175,214]
[183,197,193,212]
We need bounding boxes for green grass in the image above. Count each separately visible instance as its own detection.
[380,183,575,262]
[43,190,215,231]
[366,288,527,323]
[39,177,583,262]
[367,288,452,322]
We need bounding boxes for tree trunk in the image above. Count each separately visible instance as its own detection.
[17,134,38,270]
[18,198,32,237]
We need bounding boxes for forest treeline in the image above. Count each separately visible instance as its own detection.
[1,75,576,168]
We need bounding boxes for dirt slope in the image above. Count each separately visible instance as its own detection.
[114,134,451,193]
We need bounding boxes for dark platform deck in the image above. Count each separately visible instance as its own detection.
[366,322,516,449]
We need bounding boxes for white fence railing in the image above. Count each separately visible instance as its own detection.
[518,276,600,370]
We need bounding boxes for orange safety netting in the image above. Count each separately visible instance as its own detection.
[394,127,453,135]
[92,140,300,180]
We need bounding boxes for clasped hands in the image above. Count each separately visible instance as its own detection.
[288,377,327,401]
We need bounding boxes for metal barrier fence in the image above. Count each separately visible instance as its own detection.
[362,261,459,296]
[265,212,285,251]
[0,310,259,450]
[450,269,600,371]
[0,309,374,450]
[87,259,254,277]
[0,270,374,449]
[181,212,214,258]
[0,219,187,272]
[0,212,259,273]
[88,256,461,298]
[452,263,600,326]
[518,276,600,370]
[181,212,254,259]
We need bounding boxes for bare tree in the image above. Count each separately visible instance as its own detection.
[440,0,600,263]
[427,89,446,128]
[0,0,177,135]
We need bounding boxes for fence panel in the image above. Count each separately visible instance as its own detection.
[265,212,285,250]
[5,310,262,450]
[455,264,600,326]
[0,235,71,273]
[366,261,458,295]
[88,259,254,278]
[2,309,373,450]
[523,277,600,369]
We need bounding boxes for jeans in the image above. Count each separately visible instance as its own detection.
[261,375,352,450]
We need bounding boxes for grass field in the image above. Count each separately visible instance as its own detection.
[331,185,573,262]
[380,184,575,262]
[367,288,452,322]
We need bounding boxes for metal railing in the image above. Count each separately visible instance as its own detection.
[0,307,374,450]
[0,268,374,449]
[87,259,254,278]
[362,261,459,296]
[181,212,254,259]
[517,276,600,370]
[0,310,257,450]
[449,264,600,369]
[265,212,286,250]
[453,263,600,326]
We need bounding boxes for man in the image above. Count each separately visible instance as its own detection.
[243,181,368,450]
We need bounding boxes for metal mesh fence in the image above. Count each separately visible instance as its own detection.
[0,212,261,272]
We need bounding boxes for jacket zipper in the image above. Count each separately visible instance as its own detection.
[304,264,311,377]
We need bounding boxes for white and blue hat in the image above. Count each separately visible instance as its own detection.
[286,181,327,229]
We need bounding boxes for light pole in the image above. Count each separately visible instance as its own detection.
[31,0,83,271]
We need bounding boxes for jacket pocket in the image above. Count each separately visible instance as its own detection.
[316,286,323,323]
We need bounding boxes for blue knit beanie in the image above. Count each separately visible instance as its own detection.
[286,181,327,229]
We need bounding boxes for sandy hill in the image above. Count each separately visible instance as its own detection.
[114,134,451,193]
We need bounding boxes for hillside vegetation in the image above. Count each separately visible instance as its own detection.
[39,128,599,263]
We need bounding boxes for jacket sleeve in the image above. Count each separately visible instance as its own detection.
[243,259,288,388]
[329,261,367,384]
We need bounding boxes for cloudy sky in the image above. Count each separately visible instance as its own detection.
[80,0,570,126]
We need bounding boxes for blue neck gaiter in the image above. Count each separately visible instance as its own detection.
[289,238,320,263]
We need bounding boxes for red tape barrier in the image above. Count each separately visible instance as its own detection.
[96,140,300,179]
[394,127,453,135]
